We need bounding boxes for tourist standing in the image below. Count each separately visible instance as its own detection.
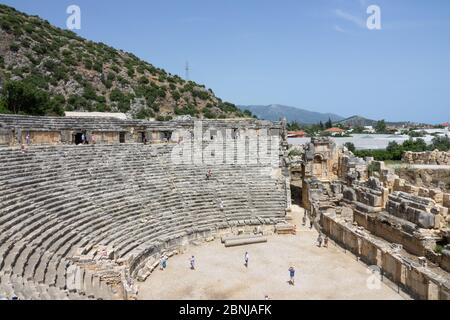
[288,267,295,285]
[317,234,323,247]
[25,133,30,145]
[324,236,329,248]
[190,256,195,270]
[159,256,164,270]
[81,133,86,144]
[219,200,224,211]
[244,252,249,268]
[160,256,167,270]
[302,215,306,226]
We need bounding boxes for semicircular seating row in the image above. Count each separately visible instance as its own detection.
[0,144,287,299]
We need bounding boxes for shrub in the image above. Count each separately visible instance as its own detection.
[203,108,217,119]
[67,94,88,110]
[10,43,19,52]
[242,110,253,118]
[135,107,154,120]
[93,62,103,72]
[175,104,198,116]
[139,76,149,84]
[344,142,356,153]
[32,43,48,55]
[288,149,302,157]
[111,65,120,73]
[430,135,450,151]
[84,59,93,70]
[0,98,9,114]
[434,245,444,254]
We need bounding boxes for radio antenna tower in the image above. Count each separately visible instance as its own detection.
[185,61,190,81]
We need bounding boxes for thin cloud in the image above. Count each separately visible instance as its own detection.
[333,25,346,33]
[334,9,366,28]
[358,0,368,8]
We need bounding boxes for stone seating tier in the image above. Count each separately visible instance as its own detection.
[0,144,287,300]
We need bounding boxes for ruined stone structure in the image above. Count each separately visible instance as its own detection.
[0,115,290,300]
[403,150,450,165]
[2,114,449,300]
[291,137,450,300]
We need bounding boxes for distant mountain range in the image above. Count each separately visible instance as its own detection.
[238,104,344,124]
[336,115,412,127]
[238,104,415,127]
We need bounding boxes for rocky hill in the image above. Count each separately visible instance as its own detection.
[0,4,251,120]
[239,104,344,124]
[337,115,412,128]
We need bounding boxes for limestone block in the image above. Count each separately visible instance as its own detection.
[429,189,444,205]
[343,187,356,202]
[443,194,450,209]
[409,185,419,196]
[393,178,404,192]
[418,187,430,198]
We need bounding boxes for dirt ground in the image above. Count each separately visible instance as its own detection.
[137,206,407,300]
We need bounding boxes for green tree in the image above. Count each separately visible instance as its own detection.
[1,80,50,115]
[325,118,333,129]
[375,120,387,133]
[319,121,324,130]
[287,121,302,131]
[352,126,365,134]
[402,138,427,152]
[344,142,356,153]
[386,141,404,160]
[0,98,9,114]
[429,135,450,151]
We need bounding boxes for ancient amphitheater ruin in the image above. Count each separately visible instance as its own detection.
[0,114,449,300]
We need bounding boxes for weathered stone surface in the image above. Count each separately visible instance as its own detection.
[403,150,450,165]
[386,192,441,229]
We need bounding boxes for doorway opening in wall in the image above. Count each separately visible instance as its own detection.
[119,132,126,143]
[73,132,84,145]
[140,132,146,143]
[161,131,172,142]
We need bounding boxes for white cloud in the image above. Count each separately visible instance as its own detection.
[358,0,369,8]
[333,25,346,33]
[334,9,366,28]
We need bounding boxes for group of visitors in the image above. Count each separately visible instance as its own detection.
[158,251,299,289]
[20,133,31,153]
[79,133,97,145]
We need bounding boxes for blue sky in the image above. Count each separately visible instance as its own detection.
[2,0,450,123]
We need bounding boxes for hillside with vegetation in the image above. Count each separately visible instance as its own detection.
[0,4,253,120]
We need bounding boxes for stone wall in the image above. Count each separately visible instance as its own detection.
[0,128,11,145]
[386,192,446,229]
[321,212,450,300]
[92,131,121,144]
[22,131,61,145]
[403,150,450,165]
[391,178,450,226]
